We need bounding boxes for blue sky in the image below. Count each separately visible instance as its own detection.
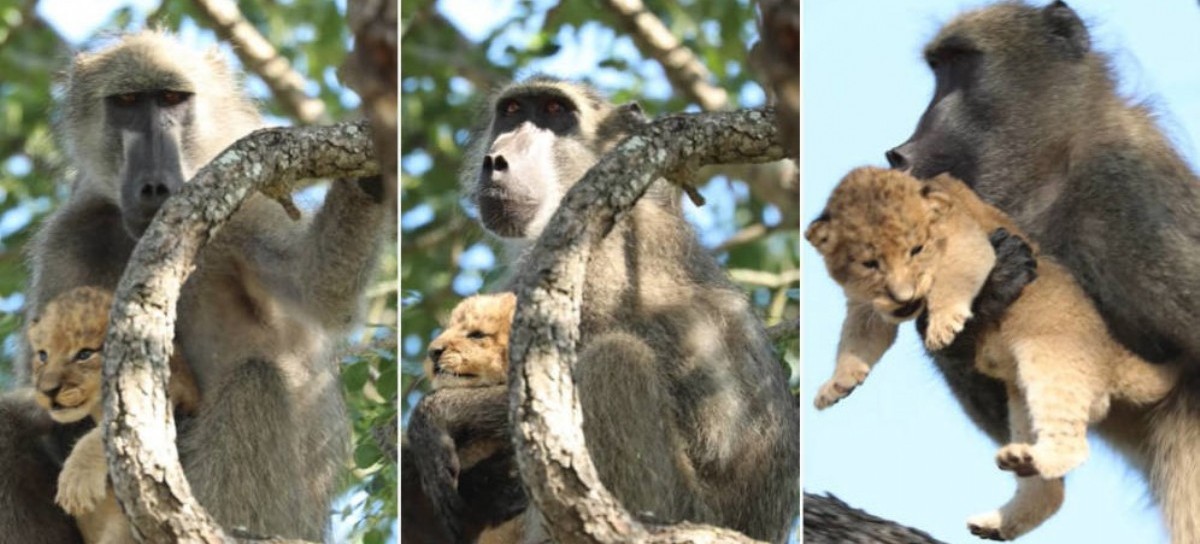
[802,1,1200,543]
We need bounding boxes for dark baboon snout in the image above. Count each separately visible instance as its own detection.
[885,146,911,170]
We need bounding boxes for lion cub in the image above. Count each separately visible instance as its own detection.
[28,286,200,544]
[806,166,1179,541]
[423,292,523,543]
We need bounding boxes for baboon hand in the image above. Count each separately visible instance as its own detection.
[814,361,869,409]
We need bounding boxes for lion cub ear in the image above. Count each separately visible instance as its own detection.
[920,184,953,218]
[805,211,837,254]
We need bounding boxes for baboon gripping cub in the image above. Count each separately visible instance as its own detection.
[808,167,1178,540]
[0,31,387,542]
[407,292,525,544]
[29,286,200,544]
[888,2,1200,539]
[455,76,800,542]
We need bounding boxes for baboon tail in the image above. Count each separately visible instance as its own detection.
[1149,372,1200,543]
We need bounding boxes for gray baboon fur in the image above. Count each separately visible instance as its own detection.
[888,2,1200,540]
[457,76,800,543]
[0,31,386,542]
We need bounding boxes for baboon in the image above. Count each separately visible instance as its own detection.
[436,76,799,542]
[0,31,386,542]
[887,1,1200,540]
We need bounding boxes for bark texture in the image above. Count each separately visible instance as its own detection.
[102,122,378,543]
[803,493,947,544]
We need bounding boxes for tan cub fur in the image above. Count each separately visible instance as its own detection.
[424,292,522,543]
[424,292,516,391]
[27,286,200,544]
[807,166,1179,541]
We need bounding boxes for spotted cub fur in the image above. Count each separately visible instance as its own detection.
[807,166,1179,541]
[27,286,200,544]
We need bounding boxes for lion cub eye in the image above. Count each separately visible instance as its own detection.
[910,245,924,257]
[36,350,47,363]
[467,330,487,340]
[862,259,880,270]
[75,348,97,361]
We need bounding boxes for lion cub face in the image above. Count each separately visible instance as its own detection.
[806,167,952,322]
[27,286,112,423]
[424,292,516,389]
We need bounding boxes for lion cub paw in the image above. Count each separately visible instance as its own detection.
[55,462,109,516]
[924,305,972,350]
[995,442,1086,479]
[967,510,1014,541]
[814,362,870,410]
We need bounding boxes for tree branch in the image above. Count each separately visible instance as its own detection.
[750,0,800,158]
[597,0,728,111]
[189,0,327,124]
[803,493,948,544]
[102,121,378,543]
[508,108,785,543]
[345,0,399,209]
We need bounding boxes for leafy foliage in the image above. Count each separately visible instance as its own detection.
[0,1,396,541]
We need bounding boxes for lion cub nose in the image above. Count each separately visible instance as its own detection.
[38,383,61,399]
[887,285,916,303]
[429,346,445,364]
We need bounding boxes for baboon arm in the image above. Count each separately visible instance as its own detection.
[406,385,513,544]
[298,178,387,330]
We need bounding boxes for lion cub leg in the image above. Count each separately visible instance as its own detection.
[999,339,1101,480]
[923,224,995,351]
[56,427,109,517]
[815,300,897,409]
[968,385,1065,541]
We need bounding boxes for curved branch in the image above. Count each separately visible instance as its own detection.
[101,121,378,542]
[190,0,327,124]
[507,108,785,543]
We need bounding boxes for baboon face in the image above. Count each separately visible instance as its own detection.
[471,80,610,239]
[110,90,194,236]
[65,32,261,238]
[886,1,1091,185]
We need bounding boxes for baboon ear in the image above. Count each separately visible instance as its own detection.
[805,211,837,254]
[618,101,647,122]
[1043,1,1089,59]
[920,184,953,217]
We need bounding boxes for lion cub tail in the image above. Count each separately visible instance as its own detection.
[1148,373,1200,543]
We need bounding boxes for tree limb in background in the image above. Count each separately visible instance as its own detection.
[804,493,948,544]
[508,108,785,544]
[190,0,327,124]
[345,0,399,209]
[102,122,378,543]
[596,0,728,111]
[751,0,800,158]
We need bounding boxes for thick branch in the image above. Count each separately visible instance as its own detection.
[803,493,947,544]
[597,0,728,111]
[508,108,784,543]
[345,0,398,209]
[102,122,378,543]
[190,0,327,124]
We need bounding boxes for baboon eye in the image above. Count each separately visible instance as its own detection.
[75,348,96,361]
[113,93,139,106]
[159,91,189,106]
[862,259,879,270]
[37,350,47,363]
[502,100,520,116]
[545,100,563,114]
[910,245,924,257]
[467,330,486,340]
